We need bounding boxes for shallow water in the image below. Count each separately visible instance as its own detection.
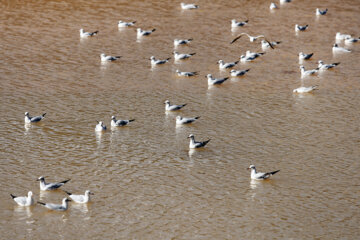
[0,0,359,239]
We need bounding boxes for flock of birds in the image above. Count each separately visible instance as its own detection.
[12,1,359,211]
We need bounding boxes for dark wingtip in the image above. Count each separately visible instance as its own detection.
[133,21,137,24]
[195,116,200,119]
[61,179,71,184]
[271,170,280,175]
[129,119,135,122]
[190,53,196,55]
[334,62,340,65]
[246,69,250,72]
[166,57,171,61]
[234,61,239,64]
[189,38,193,41]
[245,20,249,23]
[152,28,156,32]
[10,194,17,199]
[37,201,46,205]
[63,190,72,196]
[42,113,47,117]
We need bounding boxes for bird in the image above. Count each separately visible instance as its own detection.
[270,2,278,9]
[38,198,71,211]
[37,176,70,191]
[111,116,135,127]
[137,28,156,37]
[206,74,229,85]
[298,52,314,61]
[335,32,352,41]
[293,85,318,93]
[164,100,187,111]
[231,33,274,48]
[64,190,94,204]
[150,56,171,65]
[181,3,199,9]
[10,191,35,206]
[261,40,281,50]
[95,121,107,131]
[79,29,98,38]
[24,112,46,123]
[300,65,318,77]
[187,134,211,149]
[344,36,360,44]
[174,38,193,47]
[176,116,200,124]
[245,50,265,59]
[332,43,351,53]
[295,24,309,32]
[316,8,328,16]
[176,70,198,77]
[230,69,250,77]
[173,51,196,60]
[318,60,340,70]
[280,0,291,4]
[231,19,249,28]
[100,53,121,62]
[240,54,257,62]
[247,165,280,180]
[217,60,239,69]
[118,20,136,27]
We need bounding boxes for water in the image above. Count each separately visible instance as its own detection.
[0,0,359,239]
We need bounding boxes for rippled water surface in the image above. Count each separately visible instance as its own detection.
[1,0,359,239]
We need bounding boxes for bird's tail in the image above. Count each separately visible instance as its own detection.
[270,170,280,175]
[132,21,137,24]
[245,69,250,72]
[37,201,46,205]
[334,62,340,66]
[188,38,193,41]
[195,116,201,120]
[151,29,156,32]
[181,104,187,107]
[93,31,99,35]
[190,53,196,56]
[42,113,47,117]
[115,56,122,59]
[60,179,71,184]
[234,61,239,64]
[203,139,211,146]
[166,58,171,61]
[10,194,17,199]
[129,119,135,122]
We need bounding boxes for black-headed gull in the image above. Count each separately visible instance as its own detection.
[261,40,281,50]
[231,19,248,28]
[206,74,229,85]
[316,8,328,16]
[24,112,46,123]
[64,190,94,204]
[100,53,121,62]
[38,198,71,211]
[300,65,318,77]
[245,50,265,59]
[270,2,278,9]
[150,56,171,65]
[176,70,198,77]
[174,38,193,47]
[95,121,107,131]
[217,60,239,69]
[187,134,210,149]
[336,32,352,41]
[79,29,99,38]
[173,51,196,60]
[295,24,309,32]
[37,176,70,191]
[247,165,280,180]
[318,60,340,70]
[111,116,135,127]
[165,100,187,111]
[231,33,274,48]
[230,69,250,77]
[240,54,257,62]
[345,36,360,44]
[293,85,318,93]
[137,28,156,37]
[176,116,200,124]
[118,20,136,28]
[298,52,313,61]
[332,43,351,53]
[10,191,35,206]
[181,3,199,9]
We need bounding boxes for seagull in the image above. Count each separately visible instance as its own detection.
[64,190,94,204]
[24,112,46,123]
[176,70,198,77]
[187,134,211,149]
[231,33,274,48]
[261,40,281,50]
[181,3,199,9]
[231,19,249,28]
[173,51,196,60]
[298,52,314,61]
[344,36,360,44]
[318,60,340,70]
[164,100,187,111]
[335,32,352,41]
[280,0,291,4]
[316,8,328,16]
[111,116,135,127]
[295,24,309,32]
[247,165,280,180]
[300,65,319,77]
[174,38,193,47]
[10,191,35,206]
[100,53,121,62]
[206,74,229,85]
[37,176,70,191]
[332,43,351,53]
[230,69,250,77]
[293,85,319,93]
[95,121,107,131]
[217,60,239,69]
[137,28,156,37]
[176,116,200,124]
[118,20,136,27]
[38,198,71,211]
[270,2,278,9]
[150,56,171,65]
[79,29,99,38]
[240,54,257,62]
[245,50,265,59]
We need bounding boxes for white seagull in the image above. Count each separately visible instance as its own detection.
[298,52,314,61]
[335,32,352,41]
[318,60,340,70]
[38,198,71,211]
[206,74,229,85]
[270,2,278,9]
[261,40,281,50]
[247,165,280,180]
[165,100,187,111]
[37,176,70,191]
[217,60,239,69]
[79,29,99,38]
[95,121,107,131]
[295,24,309,32]
[111,116,135,127]
[118,20,136,28]
[293,85,319,93]
[24,112,46,123]
[231,19,249,28]
[316,8,328,16]
[10,191,35,206]
[173,51,196,60]
[300,65,318,77]
[246,50,265,59]
[176,116,200,125]
[137,28,156,37]
[174,38,193,47]
[100,53,121,62]
[64,190,94,204]
[187,134,211,149]
[150,56,171,65]
[240,54,257,62]
[176,70,198,77]
[230,69,250,77]
[181,3,199,9]
[332,43,351,53]
[344,36,360,44]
